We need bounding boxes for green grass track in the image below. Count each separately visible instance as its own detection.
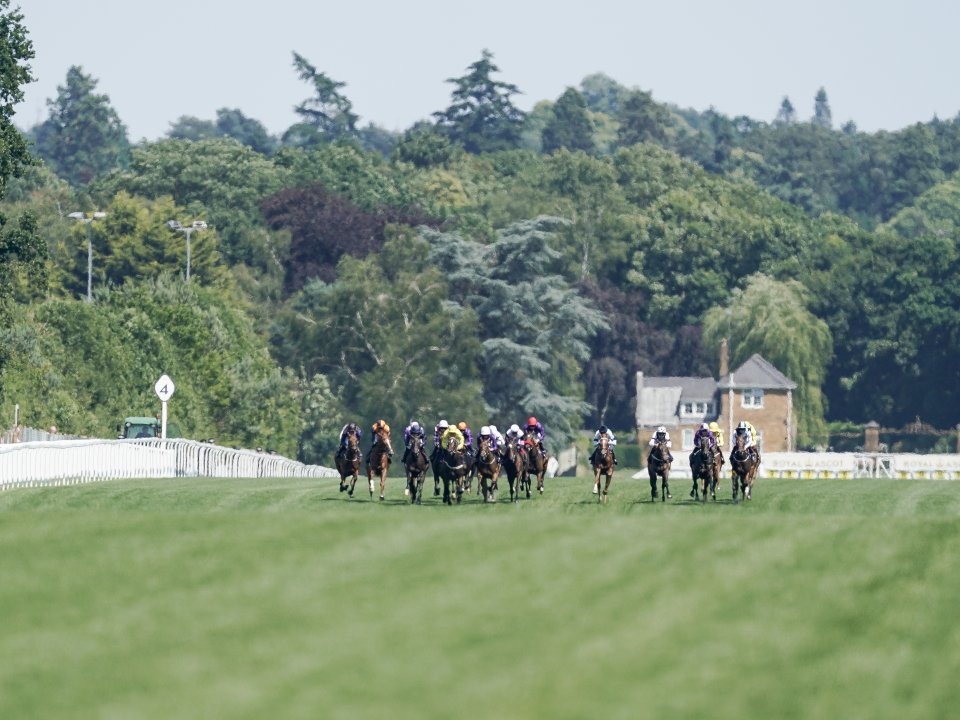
[1,474,959,719]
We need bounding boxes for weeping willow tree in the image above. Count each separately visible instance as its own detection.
[703,274,833,448]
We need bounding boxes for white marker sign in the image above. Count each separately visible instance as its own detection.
[154,374,175,439]
[154,374,175,401]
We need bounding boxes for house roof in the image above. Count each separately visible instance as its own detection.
[643,376,717,400]
[635,374,718,428]
[717,353,797,390]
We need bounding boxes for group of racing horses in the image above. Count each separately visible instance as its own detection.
[648,431,760,505]
[335,423,759,506]
[335,424,547,505]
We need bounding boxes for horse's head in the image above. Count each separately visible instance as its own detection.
[378,428,393,454]
[598,434,609,451]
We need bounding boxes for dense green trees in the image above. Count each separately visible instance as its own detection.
[5,15,960,453]
[270,233,484,430]
[168,108,278,155]
[702,275,833,446]
[0,277,301,453]
[433,50,526,154]
[282,52,358,148]
[424,217,606,449]
[29,66,129,186]
[0,0,34,201]
[542,88,595,154]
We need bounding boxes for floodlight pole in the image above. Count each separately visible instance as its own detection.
[68,211,107,302]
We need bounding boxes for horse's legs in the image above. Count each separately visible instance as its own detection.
[603,471,613,497]
[649,470,658,500]
[662,472,671,501]
[379,467,386,501]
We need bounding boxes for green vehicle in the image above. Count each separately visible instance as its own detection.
[117,416,181,439]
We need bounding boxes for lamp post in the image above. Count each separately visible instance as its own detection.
[67,211,107,302]
[166,219,207,282]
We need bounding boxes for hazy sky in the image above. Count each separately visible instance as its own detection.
[14,0,960,142]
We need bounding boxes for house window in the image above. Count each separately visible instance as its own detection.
[682,429,694,450]
[682,401,714,417]
[742,388,764,408]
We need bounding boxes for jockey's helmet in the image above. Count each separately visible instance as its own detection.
[599,425,608,434]
[510,424,521,434]
[410,421,420,432]
[709,421,720,432]
[656,425,666,434]
[480,426,490,436]
[700,422,709,430]
[737,420,748,430]
[527,416,538,427]
[457,421,468,431]
[438,420,449,429]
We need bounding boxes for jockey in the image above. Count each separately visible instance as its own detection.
[648,425,675,463]
[735,420,760,462]
[709,421,725,467]
[692,422,716,454]
[477,426,492,451]
[589,424,618,465]
[368,419,392,462]
[433,420,449,449]
[457,421,473,449]
[402,421,426,464]
[505,423,525,448]
[440,423,465,452]
[525,416,547,458]
[337,422,362,459]
[488,424,504,451]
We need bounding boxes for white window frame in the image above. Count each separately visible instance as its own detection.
[682,429,694,450]
[741,388,764,408]
[681,401,714,418]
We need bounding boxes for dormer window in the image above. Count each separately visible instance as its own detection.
[681,401,714,417]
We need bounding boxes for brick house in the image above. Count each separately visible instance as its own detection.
[635,341,797,452]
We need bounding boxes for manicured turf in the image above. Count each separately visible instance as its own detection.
[1,472,959,719]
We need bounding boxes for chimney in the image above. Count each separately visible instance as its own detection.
[719,338,729,378]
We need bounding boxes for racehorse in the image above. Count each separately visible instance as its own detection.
[429,444,443,497]
[366,426,393,501]
[336,429,361,495]
[501,439,528,502]
[404,433,430,505]
[729,432,759,503]
[474,435,501,503]
[524,430,547,495]
[689,434,717,503]
[438,436,469,505]
[591,433,615,503]
[647,438,672,502]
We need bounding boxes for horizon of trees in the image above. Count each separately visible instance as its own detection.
[4,18,960,458]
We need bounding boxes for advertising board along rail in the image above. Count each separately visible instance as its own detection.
[633,452,960,482]
[0,437,337,491]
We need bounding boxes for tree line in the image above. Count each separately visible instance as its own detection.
[2,5,959,459]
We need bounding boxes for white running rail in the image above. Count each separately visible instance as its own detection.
[0,438,337,491]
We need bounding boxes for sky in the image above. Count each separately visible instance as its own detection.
[13,0,960,142]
